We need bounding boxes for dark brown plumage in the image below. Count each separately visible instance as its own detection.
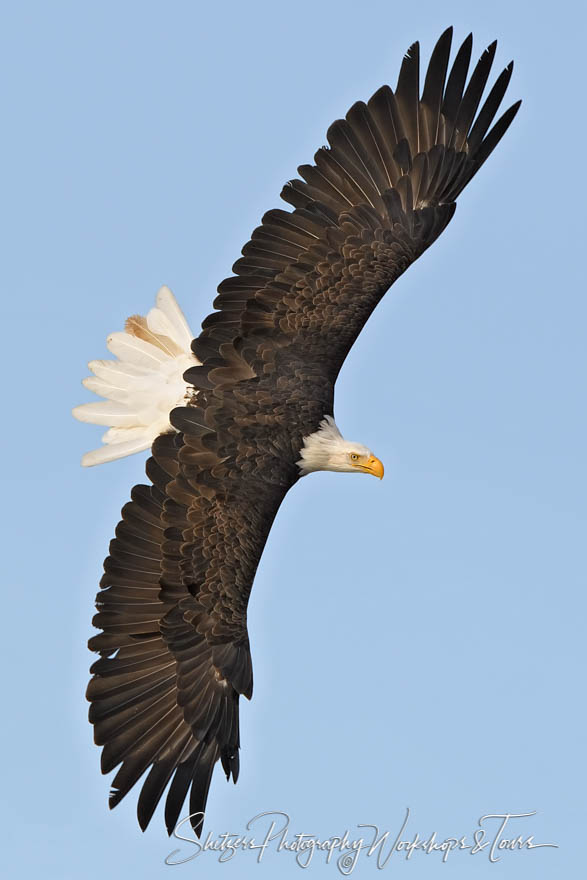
[86,28,520,835]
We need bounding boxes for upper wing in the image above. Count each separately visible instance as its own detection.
[188,28,520,392]
[87,432,290,835]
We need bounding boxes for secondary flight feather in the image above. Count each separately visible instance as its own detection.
[74,28,520,836]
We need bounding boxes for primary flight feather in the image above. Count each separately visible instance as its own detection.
[74,28,520,836]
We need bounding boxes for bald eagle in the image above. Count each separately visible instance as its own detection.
[74,28,520,837]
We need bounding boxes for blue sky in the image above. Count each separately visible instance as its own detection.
[1,1,585,877]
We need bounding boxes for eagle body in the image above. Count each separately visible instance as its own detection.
[74,28,520,837]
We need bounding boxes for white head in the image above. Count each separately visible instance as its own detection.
[296,416,384,479]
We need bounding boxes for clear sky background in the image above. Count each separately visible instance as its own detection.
[1,1,584,877]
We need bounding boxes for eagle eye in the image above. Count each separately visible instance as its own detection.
[350,453,359,461]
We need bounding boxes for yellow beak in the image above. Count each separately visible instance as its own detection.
[360,455,384,479]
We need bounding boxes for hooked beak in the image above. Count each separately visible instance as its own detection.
[361,455,384,480]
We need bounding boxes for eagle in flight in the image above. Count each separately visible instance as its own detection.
[74,28,520,836]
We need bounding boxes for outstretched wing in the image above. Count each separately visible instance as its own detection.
[87,433,290,834]
[187,28,520,393]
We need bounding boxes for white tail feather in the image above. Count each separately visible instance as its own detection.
[82,376,138,402]
[101,425,153,444]
[81,436,154,467]
[88,359,150,380]
[156,285,194,348]
[106,332,171,367]
[73,286,199,466]
[72,400,138,426]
